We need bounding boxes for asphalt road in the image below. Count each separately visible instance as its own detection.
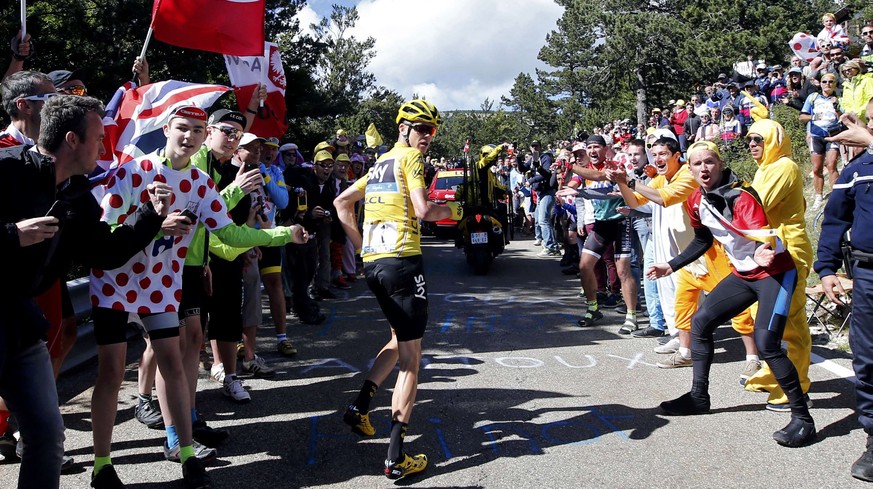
[1,235,867,488]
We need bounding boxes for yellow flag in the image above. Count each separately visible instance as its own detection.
[365,123,383,148]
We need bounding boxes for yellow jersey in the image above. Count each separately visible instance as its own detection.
[352,143,426,262]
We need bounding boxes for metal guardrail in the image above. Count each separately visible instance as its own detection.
[61,278,97,374]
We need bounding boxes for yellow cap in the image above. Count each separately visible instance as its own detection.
[687,140,722,161]
[314,150,334,163]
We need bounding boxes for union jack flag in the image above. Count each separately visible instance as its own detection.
[96,80,230,174]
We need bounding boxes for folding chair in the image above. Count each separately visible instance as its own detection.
[806,275,853,337]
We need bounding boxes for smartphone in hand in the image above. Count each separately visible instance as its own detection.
[180,209,198,224]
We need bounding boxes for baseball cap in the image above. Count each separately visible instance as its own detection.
[335,153,351,164]
[208,109,245,127]
[586,135,607,147]
[717,73,728,80]
[279,143,298,152]
[531,140,542,147]
[788,67,802,75]
[314,150,334,163]
[744,80,756,88]
[238,133,265,147]
[675,99,685,106]
[772,64,784,71]
[723,106,734,114]
[47,69,85,88]
[571,142,586,152]
[263,137,280,148]
[651,107,662,113]
[314,141,335,154]
[168,105,208,122]
[756,62,768,70]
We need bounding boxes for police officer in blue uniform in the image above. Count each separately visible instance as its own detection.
[814,97,873,482]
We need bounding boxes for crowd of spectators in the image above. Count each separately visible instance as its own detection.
[2,11,873,489]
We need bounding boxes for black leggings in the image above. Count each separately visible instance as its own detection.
[690,269,810,419]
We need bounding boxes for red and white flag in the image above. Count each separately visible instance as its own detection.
[99,80,230,171]
[151,0,265,56]
[224,42,288,138]
[789,32,819,63]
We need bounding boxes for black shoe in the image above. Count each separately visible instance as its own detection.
[660,392,711,416]
[182,457,212,489]
[193,419,229,447]
[561,264,578,275]
[632,326,666,338]
[134,399,164,429]
[317,288,337,300]
[853,439,873,482]
[0,432,15,461]
[91,465,125,489]
[772,417,817,447]
[308,287,323,301]
[577,309,603,327]
[601,294,622,309]
[299,312,326,325]
[61,454,76,473]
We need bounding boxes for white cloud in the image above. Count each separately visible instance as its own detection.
[299,0,564,110]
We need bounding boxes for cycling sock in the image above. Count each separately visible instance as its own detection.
[276,333,287,343]
[179,445,195,464]
[587,300,598,312]
[387,420,407,463]
[625,311,637,323]
[166,425,179,449]
[746,354,760,362]
[93,456,112,475]
[137,393,151,405]
[0,409,9,434]
[354,380,378,414]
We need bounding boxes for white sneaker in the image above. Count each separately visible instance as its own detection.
[654,337,680,354]
[210,363,225,384]
[222,377,251,403]
[533,239,542,246]
[812,195,823,210]
[163,440,217,462]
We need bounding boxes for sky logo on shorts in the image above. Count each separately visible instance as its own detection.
[414,274,426,300]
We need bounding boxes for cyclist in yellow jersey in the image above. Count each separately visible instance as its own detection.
[334,99,463,480]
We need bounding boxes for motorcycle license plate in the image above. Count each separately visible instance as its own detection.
[471,232,488,244]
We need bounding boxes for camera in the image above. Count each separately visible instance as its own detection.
[827,123,848,137]
[323,210,331,218]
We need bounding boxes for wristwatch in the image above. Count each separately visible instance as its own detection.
[627,178,637,189]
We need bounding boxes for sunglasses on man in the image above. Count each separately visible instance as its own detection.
[18,93,58,102]
[211,125,242,141]
[404,122,436,137]
[59,85,87,96]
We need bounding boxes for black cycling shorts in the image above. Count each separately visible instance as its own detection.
[179,266,206,320]
[93,307,179,346]
[364,255,428,341]
[259,246,282,275]
[583,218,633,260]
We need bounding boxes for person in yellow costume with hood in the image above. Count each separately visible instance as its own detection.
[741,118,813,410]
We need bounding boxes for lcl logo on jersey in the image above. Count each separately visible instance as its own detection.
[414,274,426,300]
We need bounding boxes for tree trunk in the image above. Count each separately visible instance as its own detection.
[635,67,647,128]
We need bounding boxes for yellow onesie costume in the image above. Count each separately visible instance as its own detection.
[742,119,813,403]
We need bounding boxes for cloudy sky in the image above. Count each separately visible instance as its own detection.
[296,0,565,111]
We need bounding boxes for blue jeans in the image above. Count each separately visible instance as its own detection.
[0,340,64,489]
[643,235,665,330]
[536,193,557,250]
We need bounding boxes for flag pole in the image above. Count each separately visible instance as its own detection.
[20,0,26,40]
[132,27,153,83]
[260,43,268,110]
